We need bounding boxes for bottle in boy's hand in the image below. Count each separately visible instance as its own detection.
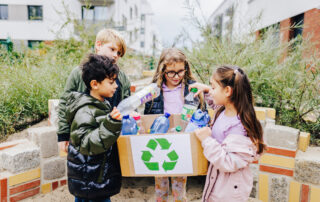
[117,83,160,116]
[181,88,200,121]
[150,113,171,134]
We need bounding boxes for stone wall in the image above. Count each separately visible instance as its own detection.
[0,99,319,202]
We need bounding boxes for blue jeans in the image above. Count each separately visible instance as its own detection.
[75,197,111,202]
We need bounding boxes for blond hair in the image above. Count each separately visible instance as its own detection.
[95,29,127,57]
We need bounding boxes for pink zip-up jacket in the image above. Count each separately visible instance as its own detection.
[201,134,258,202]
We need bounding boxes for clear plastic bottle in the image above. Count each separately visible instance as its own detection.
[121,115,138,135]
[133,115,145,134]
[117,83,160,116]
[150,113,171,134]
[185,109,210,132]
[181,88,200,121]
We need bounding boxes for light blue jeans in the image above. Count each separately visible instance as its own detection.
[75,197,111,202]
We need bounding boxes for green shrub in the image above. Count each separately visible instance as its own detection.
[184,26,320,144]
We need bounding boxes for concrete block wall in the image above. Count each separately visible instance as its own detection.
[0,125,67,201]
[1,100,319,202]
[253,107,320,202]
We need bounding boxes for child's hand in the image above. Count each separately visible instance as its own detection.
[59,141,69,153]
[189,83,211,97]
[110,107,122,121]
[194,127,211,142]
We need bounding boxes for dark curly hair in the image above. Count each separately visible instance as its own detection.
[81,54,119,90]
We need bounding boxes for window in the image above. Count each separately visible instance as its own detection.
[292,13,304,38]
[213,15,223,38]
[135,5,138,18]
[140,27,145,35]
[0,4,8,20]
[129,31,132,42]
[122,15,127,27]
[141,14,145,22]
[28,40,42,49]
[130,7,133,19]
[82,6,108,21]
[28,6,43,20]
[140,41,144,48]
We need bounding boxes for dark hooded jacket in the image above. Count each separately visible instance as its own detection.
[65,92,122,200]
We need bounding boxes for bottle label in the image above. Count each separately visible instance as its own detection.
[181,105,197,121]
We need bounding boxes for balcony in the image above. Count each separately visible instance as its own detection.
[78,0,115,6]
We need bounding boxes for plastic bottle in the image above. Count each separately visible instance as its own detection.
[121,115,138,135]
[181,88,200,121]
[150,113,171,134]
[185,109,210,132]
[117,83,160,116]
[169,126,182,133]
[133,115,145,134]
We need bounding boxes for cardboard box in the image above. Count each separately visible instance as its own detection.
[117,114,208,177]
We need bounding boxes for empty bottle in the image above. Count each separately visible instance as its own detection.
[133,115,145,134]
[185,109,210,132]
[117,83,160,116]
[169,125,182,133]
[181,88,200,121]
[121,115,138,135]
[150,113,171,134]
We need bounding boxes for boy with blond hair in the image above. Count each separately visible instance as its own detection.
[57,28,131,146]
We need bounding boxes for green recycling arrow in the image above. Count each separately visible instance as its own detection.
[146,139,158,150]
[162,161,177,171]
[141,138,179,172]
[144,162,159,171]
[155,138,171,150]
[141,151,153,161]
[167,150,179,161]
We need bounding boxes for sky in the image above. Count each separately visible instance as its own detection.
[148,0,224,47]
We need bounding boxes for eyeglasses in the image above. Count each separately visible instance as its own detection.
[165,70,186,78]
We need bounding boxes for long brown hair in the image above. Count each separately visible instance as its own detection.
[152,48,205,109]
[212,65,266,154]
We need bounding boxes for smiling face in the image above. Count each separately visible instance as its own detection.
[164,62,185,89]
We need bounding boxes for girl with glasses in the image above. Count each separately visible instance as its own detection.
[144,48,205,202]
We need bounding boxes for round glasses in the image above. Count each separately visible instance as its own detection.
[165,70,186,78]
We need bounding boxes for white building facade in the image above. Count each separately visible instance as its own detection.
[209,0,320,39]
[0,0,162,55]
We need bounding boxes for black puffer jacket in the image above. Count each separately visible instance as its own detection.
[144,80,197,115]
[66,92,122,200]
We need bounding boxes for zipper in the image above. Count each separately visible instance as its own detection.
[203,165,220,201]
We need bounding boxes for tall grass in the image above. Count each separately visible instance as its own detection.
[181,12,320,143]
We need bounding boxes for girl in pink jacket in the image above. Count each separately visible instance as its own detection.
[190,65,266,202]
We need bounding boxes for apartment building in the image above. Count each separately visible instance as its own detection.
[0,0,162,55]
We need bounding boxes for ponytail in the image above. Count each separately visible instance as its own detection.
[213,66,266,154]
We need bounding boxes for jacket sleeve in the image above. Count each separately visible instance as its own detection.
[57,68,80,141]
[70,109,122,156]
[201,136,254,173]
[119,71,131,100]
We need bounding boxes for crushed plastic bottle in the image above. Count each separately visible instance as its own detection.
[185,109,210,132]
[181,88,200,121]
[149,113,171,134]
[117,83,160,116]
[121,115,138,135]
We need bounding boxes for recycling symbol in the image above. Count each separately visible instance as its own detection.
[141,138,179,172]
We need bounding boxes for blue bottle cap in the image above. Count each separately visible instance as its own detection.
[123,115,130,119]
[164,112,171,118]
